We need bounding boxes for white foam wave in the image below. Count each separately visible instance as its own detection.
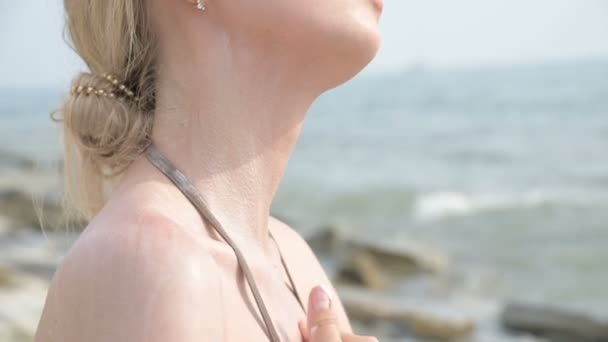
[414,190,552,220]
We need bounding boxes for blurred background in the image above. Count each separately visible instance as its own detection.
[1,1,607,341]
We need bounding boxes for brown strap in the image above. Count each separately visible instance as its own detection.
[143,142,282,342]
[268,231,305,313]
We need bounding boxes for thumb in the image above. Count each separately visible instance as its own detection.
[307,285,341,342]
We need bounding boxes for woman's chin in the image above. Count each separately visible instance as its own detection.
[321,27,381,89]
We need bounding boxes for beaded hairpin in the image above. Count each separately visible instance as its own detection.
[70,73,140,102]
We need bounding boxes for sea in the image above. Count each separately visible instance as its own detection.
[278,60,608,316]
[1,59,607,340]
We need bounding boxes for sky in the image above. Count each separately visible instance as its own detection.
[1,0,607,88]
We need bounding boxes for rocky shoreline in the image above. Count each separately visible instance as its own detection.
[1,154,607,341]
[304,226,608,342]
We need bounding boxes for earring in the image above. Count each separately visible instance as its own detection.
[196,0,206,11]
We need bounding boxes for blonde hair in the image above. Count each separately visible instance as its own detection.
[50,0,158,224]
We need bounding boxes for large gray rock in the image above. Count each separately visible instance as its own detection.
[306,225,448,290]
[501,302,608,342]
[0,150,36,171]
[0,188,73,231]
[0,160,73,231]
[339,285,475,341]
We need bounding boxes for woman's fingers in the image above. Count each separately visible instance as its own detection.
[301,285,380,342]
[306,285,342,342]
[342,335,379,342]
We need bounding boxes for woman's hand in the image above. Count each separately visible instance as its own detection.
[298,286,379,342]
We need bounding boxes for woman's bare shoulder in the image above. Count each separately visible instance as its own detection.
[35,211,224,342]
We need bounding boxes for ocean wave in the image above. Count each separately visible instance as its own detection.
[413,190,554,220]
[276,186,607,224]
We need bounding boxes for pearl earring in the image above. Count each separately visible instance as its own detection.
[196,0,206,11]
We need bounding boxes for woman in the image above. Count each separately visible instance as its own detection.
[35,0,382,340]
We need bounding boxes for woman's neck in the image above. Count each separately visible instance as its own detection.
[116,33,324,249]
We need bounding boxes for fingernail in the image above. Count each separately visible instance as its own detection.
[312,285,332,312]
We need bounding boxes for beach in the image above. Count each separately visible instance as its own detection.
[1,60,607,341]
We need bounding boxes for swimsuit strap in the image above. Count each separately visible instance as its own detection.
[268,230,305,312]
[143,142,282,342]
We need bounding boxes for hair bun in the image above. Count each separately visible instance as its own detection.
[59,71,153,178]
